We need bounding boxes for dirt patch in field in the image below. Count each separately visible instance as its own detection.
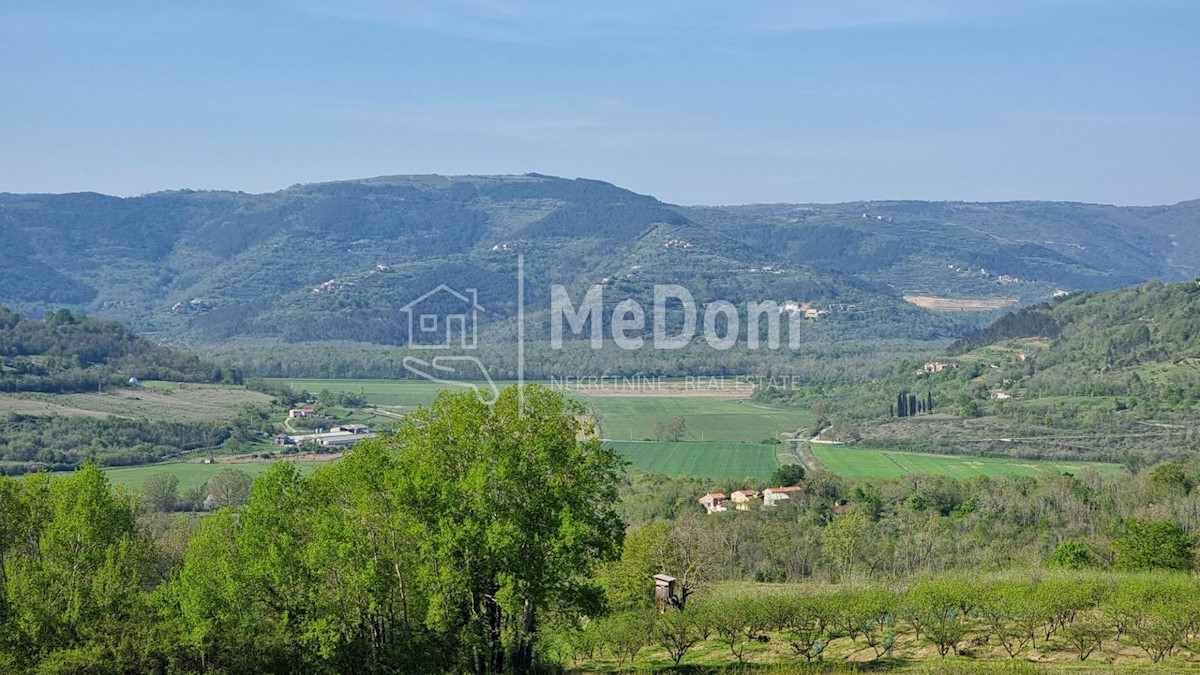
[0,395,115,419]
[0,385,272,422]
[903,295,1019,311]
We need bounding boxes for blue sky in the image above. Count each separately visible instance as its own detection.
[1,0,1197,205]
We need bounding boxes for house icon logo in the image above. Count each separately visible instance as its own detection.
[400,284,485,350]
[400,283,498,405]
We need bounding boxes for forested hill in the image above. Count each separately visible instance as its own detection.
[950,279,1200,371]
[1,174,1197,349]
[0,307,234,393]
[775,279,1200,465]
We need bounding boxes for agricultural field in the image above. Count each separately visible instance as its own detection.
[101,458,332,491]
[273,377,813,445]
[587,396,813,443]
[268,379,1131,482]
[270,378,484,408]
[273,379,814,481]
[607,440,779,480]
[811,445,1123,479]
[0,382,271,422]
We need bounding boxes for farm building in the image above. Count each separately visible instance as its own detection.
[289,407,316,419]
[762,486,803,506]
[283,426,378,448]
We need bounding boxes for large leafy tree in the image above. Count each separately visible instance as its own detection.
[1113,519,1194,570]
[0,466,161,671]
[391,384,625,673]
[177,384,624,674]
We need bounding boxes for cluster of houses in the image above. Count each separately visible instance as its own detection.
[699,486,805,513]
[699,487,852,515]
[275,424,377,449]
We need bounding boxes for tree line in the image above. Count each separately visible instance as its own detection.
[5,386,1200,672]
[0,386,624,674]
[0,407,273,475]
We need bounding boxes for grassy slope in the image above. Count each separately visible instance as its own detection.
[0,382,271,423]
[812,445,1122,479]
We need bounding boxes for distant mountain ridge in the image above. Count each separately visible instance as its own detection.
[1,174,1197,348]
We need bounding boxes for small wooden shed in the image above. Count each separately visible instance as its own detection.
[653,574,677,606]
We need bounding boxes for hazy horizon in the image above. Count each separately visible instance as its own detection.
[3,171,1197,209]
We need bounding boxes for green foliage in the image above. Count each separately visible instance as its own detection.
[595,611,653,666]
[1048,540,1095,570]
[172,384,626,673]
[0,466,172,671]
[1148,461,1195,496]
[906,576,974,657]
[1113,518,1194,570]
[0,414,245,472]
[0,307,235,394]
[771,464,806,486]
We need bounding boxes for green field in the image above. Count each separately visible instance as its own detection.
[607,441,779,480]
[271,379,815,481]
[273,379,814,444]
[587,397,813,443]
[811,445,1123,479]
[100,459,333,491]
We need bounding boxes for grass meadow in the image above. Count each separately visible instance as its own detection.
[811,445,1123,479]
[100,459,331,491]
[607,440,780,480]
